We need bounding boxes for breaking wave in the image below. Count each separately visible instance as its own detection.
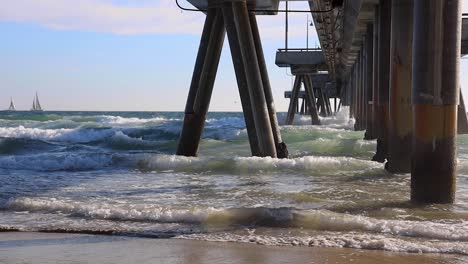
[1,197,467,255]
[0,153,380,173]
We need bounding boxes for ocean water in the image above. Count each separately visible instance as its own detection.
[0,109,468,256]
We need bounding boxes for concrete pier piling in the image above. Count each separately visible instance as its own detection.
[351,64,357,119]
[372,0,391,163]
[222,2,261,156]
[326,94,332,116]
[458,90,468,134]
[303,75,321,124]
[360,42,367,133]
[178,0,287,158]
[362,47,367,131]
[334,98,337,113]
[364,24,375,140]
[286,76,302,125]
[308,0,467,203]
[285,74,320,125]
[372,6,380,144]
[249,12,288,158]
[223,0,277,158]
[360,47,366,131]
[177,8,225,157]
[224,1,277,158]
[357,50,362,130]
[354,52,361,130]
[386,0,413,173]
[411,0,461,203]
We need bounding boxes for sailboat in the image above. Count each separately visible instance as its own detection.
[7,97,16,111]
[31,92,43,112]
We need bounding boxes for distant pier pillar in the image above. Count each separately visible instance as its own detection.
[360,42,367,132]
[411,0,461,203]
[362,46,367,131]
[351,64,357,119]
[177,7,225,157]
[354,51,362,130]
[286,76,302,125]
[386,0,413,173]
[356,51,362,129]
[285,74,320,125]
[364,24,375,140]
[303,75,321,124]
[372,6,380,144]
[372,0,392,163]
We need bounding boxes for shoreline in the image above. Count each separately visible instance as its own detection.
[0,232,465,264]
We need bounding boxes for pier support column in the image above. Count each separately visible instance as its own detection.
[286,76,302,125]
[300,99,305,114]
[351,65,356,118]
[360,48,366,130]
[317,87,327,117]
[372,6,380,143]
[223,0,277,158]
[303,75,321,125]
[334,97,337,114]
[411,0,461,203]
[362,48,367,131]
[249,12,288,158]
[178,1,286,158]
[326,94,332,116]
[354,53,361,130]
[364,24,375,140]
[373,0,391,163]
[458,90,468,134]
[386,0,413,173]
[361,43,367,132]
[177,8,225,156]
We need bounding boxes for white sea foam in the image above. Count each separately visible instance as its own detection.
[96,115,172,125]
[178,233,468,255]
[141,154,382,174]
[233,156,379,172]
[279,106,355,130]
[0,126,115,143]
[2,198,219,223]
[2,198,467,244]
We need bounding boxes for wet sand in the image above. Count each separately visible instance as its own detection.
[0,232,466,264]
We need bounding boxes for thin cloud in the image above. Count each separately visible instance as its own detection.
[0,0,204,35]
[0,0,312,38]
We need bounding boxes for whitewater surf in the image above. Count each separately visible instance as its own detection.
[0,109,467,255]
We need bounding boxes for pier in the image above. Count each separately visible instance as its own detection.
[177,0,467,204]
[276,49,339,125]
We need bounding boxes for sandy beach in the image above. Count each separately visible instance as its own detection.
[0,232,465,264]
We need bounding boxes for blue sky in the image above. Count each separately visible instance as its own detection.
[0,0,467,111]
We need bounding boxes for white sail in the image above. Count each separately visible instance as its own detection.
[31,92,43,111]
[8,97,15,111]
[35,93,42,111]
